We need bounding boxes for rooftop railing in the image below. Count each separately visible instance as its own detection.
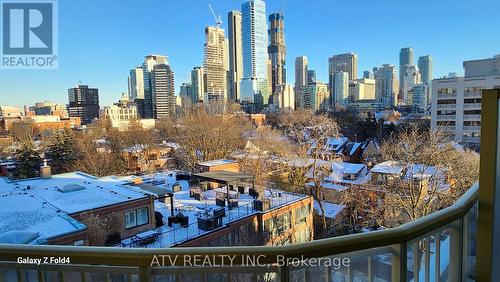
[0,183,478,282]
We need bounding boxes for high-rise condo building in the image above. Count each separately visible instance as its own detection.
[295,56,308,91]
[307,70,316,84]
[334,72,350,109]
[151,64,175,119]
[191,67,205,103]
[399,47,414,93]
[328,53,358,107]
[272,84,295,110]
[143,55,169,118]
[268,12,286,95]
[418,55,433,85]
[67,85,99,125]
[299,82,330,112]
[240,0,270,112]
[363,71,374,79]
[228,11,243,102]
[373,64,399,109]
[128,67,144,100]
[204,26,227,103]
[431,54,500,144]
[408,84,428,115]
[401,65,421,104]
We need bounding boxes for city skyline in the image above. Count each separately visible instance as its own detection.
[0,0,499,107]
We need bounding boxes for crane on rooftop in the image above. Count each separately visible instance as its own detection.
[208,3,222,29]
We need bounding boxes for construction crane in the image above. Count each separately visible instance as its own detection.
[208,2,222,28]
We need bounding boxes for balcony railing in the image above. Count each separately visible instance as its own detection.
[0,183,479,282]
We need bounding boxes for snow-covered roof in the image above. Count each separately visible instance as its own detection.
[0,179,86,244]
[371,161,405,175]
[197,159,237,167]
[313,201,346,219]
[332,162,366,175]
[324,137,350,153]
[10,172,148,214]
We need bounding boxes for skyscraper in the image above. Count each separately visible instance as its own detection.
[401,65,421,104]
[204,26,227,102]
[328,53,358,107]
[228,11,243,102]
[128,67,144,100]
[151,64,175,119]
[143,55,169,118]
[307,70,316,84]
[374,64,399,109]
[190,66,205,103]
[418,55,433,85]
[334,72,349,109]
[240,0,270,112]
[295,56,308,91]
[67,85,99,125]
[399,47,414,93]
[268,12,286,95]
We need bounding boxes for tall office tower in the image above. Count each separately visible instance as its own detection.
[401,65,421,104]
[240,0,270,112]
[373,64,399,108]
[204,26,228,103]
[307,70,316,84]
[295,56,308,90]
[334,72,350,109]
[268,12,286,95]
[151,64,175,119]
[191,67,205,103]
[363,71,374,79]
[143,55,168,118]
[272,84,295,110]
[128,67,145,100]
[67,85,100,125]
[328,53,358,107]
[431,54,500,144]
[228,11,243,102]
[399,47,414,91]
[180,83,192,97]
[418,55,433,85]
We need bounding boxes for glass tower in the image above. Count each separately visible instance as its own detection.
[240,0,269,111]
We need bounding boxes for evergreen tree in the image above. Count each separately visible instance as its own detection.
[45,130,81,174]
[14,141,42,179]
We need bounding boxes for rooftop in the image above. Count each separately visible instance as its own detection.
[371,161,405,175]
[197,159,237,167]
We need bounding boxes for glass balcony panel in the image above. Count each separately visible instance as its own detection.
[153,274,176,282]
[62,271,82,282]
[463,203,478,281]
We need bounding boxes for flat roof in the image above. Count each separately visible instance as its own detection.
[11,172,148,214]
[197,159,237,167]
[192,170,254,184]
[119,171,307,248]
[0,179,86,244]
[371,161,405,175]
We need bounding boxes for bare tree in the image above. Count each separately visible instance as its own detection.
[157,107,252,169]
[378,124,479,226]
[273,110,340,235]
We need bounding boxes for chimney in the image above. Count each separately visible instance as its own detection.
[40,159,51,179]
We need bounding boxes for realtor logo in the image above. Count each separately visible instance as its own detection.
[1,0,58,69]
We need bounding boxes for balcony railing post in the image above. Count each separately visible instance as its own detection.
[138,265,152,282]
[280,264,289,282]
[390,244,401,282]
[477,89,500,282]
[400,242,408,282]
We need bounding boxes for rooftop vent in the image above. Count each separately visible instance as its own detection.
[58,183,85,193]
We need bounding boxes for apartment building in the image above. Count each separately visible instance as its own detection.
[431,55,500,144]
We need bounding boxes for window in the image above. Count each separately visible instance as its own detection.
[125,207,149,229]
[437,87,456,94]
[437,110,456,115]
[125,211,137,229]
[464,86,482,93]
[136,207,149,226]
[437,99,456,105]
[464,121,481,126]
[464,110,481,115]
[437,121,455,126]
[464,98,482,104]
[295,205,310,224]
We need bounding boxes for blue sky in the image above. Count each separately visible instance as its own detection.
[1,0,499,107]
